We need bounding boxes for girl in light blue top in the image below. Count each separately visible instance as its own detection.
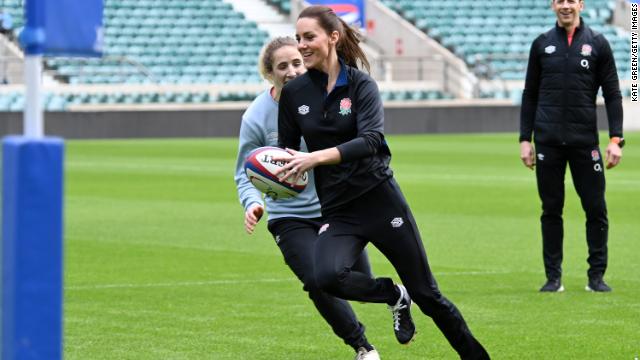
[233,37,378,359]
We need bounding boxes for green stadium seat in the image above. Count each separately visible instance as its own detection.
[0,0,269,85]
[381,0,627,83]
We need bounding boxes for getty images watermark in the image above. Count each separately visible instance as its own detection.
[632,0,639,102]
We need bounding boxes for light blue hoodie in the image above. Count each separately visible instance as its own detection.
[234,90,322,221]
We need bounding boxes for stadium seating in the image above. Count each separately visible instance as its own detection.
[2,0,269,85]
[0,88,456,111]
[1,0,24,29]
[0,0,630,105]
[380,89,452,101]
[266,0,291,15]
[380,0,631,82]
[0,91,216,111]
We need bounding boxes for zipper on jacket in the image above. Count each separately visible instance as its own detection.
[561,52,569,145]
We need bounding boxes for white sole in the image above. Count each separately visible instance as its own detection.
[540,285,564,292]
[585,284,611,292]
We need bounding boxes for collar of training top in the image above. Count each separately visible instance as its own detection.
[335,58,349,87]
[308,58,350,91]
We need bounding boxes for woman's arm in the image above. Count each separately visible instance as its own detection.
[234,117,265,213]
[277,86,302,151]
[274,147,341,183]
[335,76,387,162]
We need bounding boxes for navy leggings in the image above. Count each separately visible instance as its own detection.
[314,178,489,359]
[267,216,373,350]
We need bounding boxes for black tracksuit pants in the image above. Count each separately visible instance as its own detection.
[267,217,373,350]
[535,144,609,281]
[313,178,489,360]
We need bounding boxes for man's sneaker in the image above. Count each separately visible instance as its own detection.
[586,277,612,292]
[354,347,380,360]
[387,284,416,344]
[539,279,564,292]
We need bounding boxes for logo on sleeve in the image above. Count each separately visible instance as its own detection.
[545,45,556,54]
[339,98,352,115]
[390,217,404,228]
[298,105,310,115]
[591,149,600,162]
[581,44,592,57]
[537,153,545,161]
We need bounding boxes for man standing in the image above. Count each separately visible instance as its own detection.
[519,0,623,292]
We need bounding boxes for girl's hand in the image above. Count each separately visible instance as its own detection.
[244,203,264,234]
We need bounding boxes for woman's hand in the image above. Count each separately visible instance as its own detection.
[244,203,264,234]
[274,147,342,183]
[273,148,318,184]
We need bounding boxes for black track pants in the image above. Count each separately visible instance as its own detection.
[535,144,609,280]
[267,217,373,350]
[314,179,489,359]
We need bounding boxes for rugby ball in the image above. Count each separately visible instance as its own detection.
[244,146,308,200]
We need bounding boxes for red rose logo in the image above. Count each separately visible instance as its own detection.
[339,98,352,115]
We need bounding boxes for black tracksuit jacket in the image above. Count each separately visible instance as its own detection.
[278,63,393,212]
[520,19,623,146]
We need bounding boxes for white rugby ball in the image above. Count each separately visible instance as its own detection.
[244,146,308,200]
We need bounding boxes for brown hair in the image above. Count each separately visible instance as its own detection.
[298,5,370,73]
[258,36,299,80]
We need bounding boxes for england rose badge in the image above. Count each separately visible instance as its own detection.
[339,98,352,115]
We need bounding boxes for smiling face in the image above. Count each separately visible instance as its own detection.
[268,45,306,92]
[295,17,338,71]
[552,0,583,29]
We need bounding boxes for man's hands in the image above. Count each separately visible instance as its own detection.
[520,140,622,171]
[605,141,622,169]
[244,203,264,234]
[520,141,535,170]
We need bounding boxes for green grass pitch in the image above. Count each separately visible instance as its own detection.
[64,132,640,359]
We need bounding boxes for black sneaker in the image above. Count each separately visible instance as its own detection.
[586,277,612,292]
[387,284,416,344]
[539,279,564,292]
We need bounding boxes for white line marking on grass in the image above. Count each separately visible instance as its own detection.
[402,173,640,187]
[66,271,507,291]
[438,270,510,276]
[67,160,217,174]
[66,278,293,290]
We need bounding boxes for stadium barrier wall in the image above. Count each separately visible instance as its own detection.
[0,104,611,139]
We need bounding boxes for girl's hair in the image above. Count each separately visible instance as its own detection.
[258,36,299,80]
[298,5,370,73]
